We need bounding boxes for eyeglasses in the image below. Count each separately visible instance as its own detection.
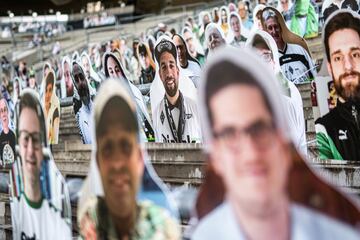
[0,107,8,114]
[213,120,276,152]
[256,50,273,63]
[19,130,42,150]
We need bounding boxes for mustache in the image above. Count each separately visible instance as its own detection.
[165,76,175,81]
[339,71,360,80]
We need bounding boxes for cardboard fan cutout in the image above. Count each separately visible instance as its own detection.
[10,89,72,240]
[191,48,360,239]
[41,69,61,145]
[70,61,94,144]
[0,96,16,168]
[77,79,181,239]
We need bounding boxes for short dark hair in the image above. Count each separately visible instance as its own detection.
[324,11,360,62]
[96,96,138,140]
[205,60,274,128]
[18,91,46,146]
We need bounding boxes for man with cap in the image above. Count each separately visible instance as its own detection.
[77,79,180,239]
[71,62,93,144]
[172,34,202,88]
[315,10,360,160]
[191,47,360,239]
[153,37,202,143]
[262,7,316,83]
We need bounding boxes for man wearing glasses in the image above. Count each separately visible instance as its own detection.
[191,48,359,239]
[11,90,71,240]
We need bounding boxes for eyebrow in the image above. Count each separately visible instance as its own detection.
[331,47,360,56]
[161,60,175,65]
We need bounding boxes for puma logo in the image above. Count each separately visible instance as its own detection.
[338,130,348,140]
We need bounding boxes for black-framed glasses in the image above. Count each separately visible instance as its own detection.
[213,119,276,152]
[19,130,42,150]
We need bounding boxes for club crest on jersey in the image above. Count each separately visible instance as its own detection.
[185,113,193,119]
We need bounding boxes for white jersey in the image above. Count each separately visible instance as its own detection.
[192,201,360,240]
[180,60,202,88]
[11,196,72,240]
[76,101,93,144]
[278,43,316,84]
[150,74,197,119]
[153,93,202,143]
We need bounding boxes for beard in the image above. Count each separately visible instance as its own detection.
[334,70,360,102]
[78,85,90,105]
[164,77,178,97]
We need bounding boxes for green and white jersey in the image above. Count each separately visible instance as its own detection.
[11,194,72,240]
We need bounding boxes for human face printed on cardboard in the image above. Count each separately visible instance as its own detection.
[230,16,241,38]
[173,35,187,68]
[221,9,227,24]
[210,84,291,210]
[208,28,225,51]
[327,28,360,101]
[159,52,179,97]
[63,62,74,97]
[184,31,196,56]
[19,107,43,194]
[45,80,53,113]
[97,106,143,220]
[81,56,91,80]
[264,17,283,49]
[106,56,124,80]
[0,99,9,131]
[72,64,90,105]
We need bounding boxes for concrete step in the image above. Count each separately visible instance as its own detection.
[151,161,205,180]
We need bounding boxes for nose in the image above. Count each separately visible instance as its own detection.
[233,135,261,163]
[26,137,35,156]
[269,27,276,36]
[343,54,354,72]
[111,153,127,171]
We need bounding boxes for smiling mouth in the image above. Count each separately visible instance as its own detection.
[166,79,175,86]
[343,74,357,82]
[25,159,36,168]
